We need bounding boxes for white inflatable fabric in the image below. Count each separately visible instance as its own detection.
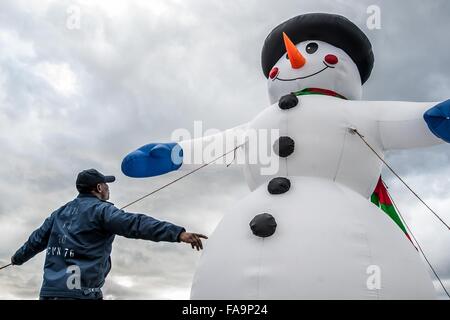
[244,96,442,194]
[125,13,445,299]
[191,176,436,299]
[189,95,439,299]
[177,124,248,172]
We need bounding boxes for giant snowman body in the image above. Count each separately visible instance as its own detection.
[190,94,438,299]
[121,14,450,299]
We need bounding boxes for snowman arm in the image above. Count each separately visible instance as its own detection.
[177,123,248,171]
[121,124,248,178]
[355,100,450,150]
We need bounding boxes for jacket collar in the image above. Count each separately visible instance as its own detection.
[77,193,98,199]
[77,193,115,205]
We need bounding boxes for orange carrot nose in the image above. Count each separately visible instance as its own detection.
[283,32,306,69]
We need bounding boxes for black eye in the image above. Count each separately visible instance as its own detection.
[285,53,289,60]
[306,42,318,54]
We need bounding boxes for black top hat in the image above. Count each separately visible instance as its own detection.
[261,13,374,84]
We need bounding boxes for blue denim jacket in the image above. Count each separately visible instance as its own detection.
[12,194,185,299]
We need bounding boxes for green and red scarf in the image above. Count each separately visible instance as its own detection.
[293,87,348,100]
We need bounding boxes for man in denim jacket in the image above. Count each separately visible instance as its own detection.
[11,168,207,300]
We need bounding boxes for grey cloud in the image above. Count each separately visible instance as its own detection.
[0,0,449,299]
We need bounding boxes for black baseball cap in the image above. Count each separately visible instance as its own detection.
[76,169,115,192]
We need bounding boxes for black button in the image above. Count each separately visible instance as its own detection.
[273,136,295,157]
[249,213,277,238]
[278,94,298,110]
[267,177,291,194]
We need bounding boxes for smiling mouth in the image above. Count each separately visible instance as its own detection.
[274,62,334,82]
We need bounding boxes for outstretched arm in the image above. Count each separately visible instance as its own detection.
[350,99,450,150]
[99,203,207,249]
[100,203,185,242]
[11,214,54,265]
[121,123,248,178]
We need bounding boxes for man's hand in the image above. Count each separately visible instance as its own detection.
[179,232,208,251]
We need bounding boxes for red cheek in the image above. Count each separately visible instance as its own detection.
[325,54,338,65]
[269,67,279,79]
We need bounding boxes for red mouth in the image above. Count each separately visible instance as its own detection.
[273,61,334,82]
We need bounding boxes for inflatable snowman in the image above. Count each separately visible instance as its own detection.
[122,13,450,299]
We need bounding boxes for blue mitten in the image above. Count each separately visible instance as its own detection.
[424,100,450,143]
[121,143,183,177]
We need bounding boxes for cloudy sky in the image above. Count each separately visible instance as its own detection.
[0,0,449,299]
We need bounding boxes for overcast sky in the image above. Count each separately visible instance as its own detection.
[0,0,449,299]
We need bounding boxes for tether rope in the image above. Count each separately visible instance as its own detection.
[0,263,12,271]
[351,126,449,298]
[0,143,245,271]
[350,128,450,230]
[119,143,244,211]
[385,181,450,298]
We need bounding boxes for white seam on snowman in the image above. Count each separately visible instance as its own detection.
[333,125,348,182]
[285,98,290,177]
[256,237,264,299]
[335,182,380,300]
